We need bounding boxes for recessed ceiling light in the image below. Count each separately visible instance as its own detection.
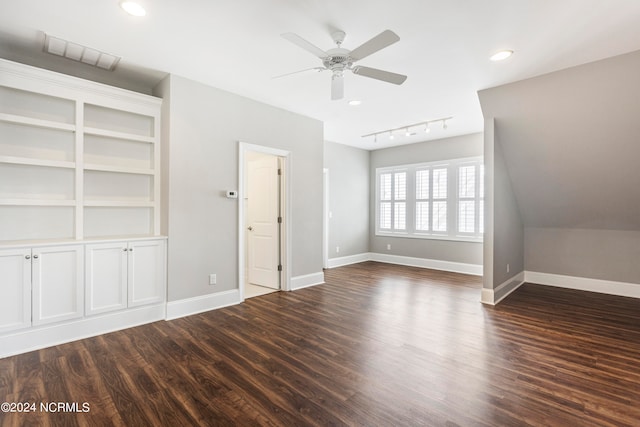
[490,50,513,61]
[348,100,362,106]
[120,1,146,16]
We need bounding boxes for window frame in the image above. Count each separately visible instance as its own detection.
[375,157,484,242]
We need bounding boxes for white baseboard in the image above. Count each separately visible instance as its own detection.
[327,253,371,268]
[166,289,241,320]
[525,271,640,299]
[481,271,525,305]
[290,271,325,290]
[369,253,483,276]
[0,304,166,359]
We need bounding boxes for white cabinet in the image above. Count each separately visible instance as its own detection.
[85,242,128,315]
[0,60,167,357]
[86,239,165,315]
[128,240,166,307]
[32,245,84,325]
[0,248,31,333]
[0,245,83,332]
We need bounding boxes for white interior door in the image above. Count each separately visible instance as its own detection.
[247,154,280,289]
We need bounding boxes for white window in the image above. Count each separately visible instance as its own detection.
[375,157,484,241]
[377,169,407,232]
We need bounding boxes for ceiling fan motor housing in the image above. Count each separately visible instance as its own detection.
[323,48,352,71]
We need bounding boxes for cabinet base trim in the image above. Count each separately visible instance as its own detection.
[165,289,241,320]
[0,304,166,359]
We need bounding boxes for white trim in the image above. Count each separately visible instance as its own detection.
[0,58,162,111]
[165,289,241,320]
[369,253,483,276]
[374,231,483,244]
[327,253,371,268]
[290,272,325,290]
[525,271,640,299]
[481,271,525,305]
[323,168,329,269]
[238,142,292,300]
[0,303,165,359]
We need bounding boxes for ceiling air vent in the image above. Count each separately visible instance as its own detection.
[44,34,121,71]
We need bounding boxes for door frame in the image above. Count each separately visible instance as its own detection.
[323,168,329,269]
[238,142,291,301]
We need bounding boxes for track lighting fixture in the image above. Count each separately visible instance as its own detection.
[362,116,452,142]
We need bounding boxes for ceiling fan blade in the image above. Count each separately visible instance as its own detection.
[331,74,344,100]
[281,33,327,58]
[272,67,325,79]
[349,30,400,61]
[352,66,407,85]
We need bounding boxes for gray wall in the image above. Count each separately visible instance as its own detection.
[525,228,640,284]
[155,74,324,302]
[492,133,524,287]
[479,49,640,288]
[482,119,495,290]
[324,141,370,258]
[369,133,483,265]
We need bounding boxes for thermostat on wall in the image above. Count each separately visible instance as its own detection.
[226,190,238,199]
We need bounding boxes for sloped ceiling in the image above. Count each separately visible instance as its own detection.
[478,50,640,230]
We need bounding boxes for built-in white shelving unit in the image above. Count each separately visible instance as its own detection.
[0,59,166,358]
[0,58,161,244]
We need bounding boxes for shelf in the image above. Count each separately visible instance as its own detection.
[84,163,154,175]
[2,59,161,243]
[0,155,76,169]
[83,200,154,207]
[0,199,76,206]
[0,113,76,132]
[84,127,155,144]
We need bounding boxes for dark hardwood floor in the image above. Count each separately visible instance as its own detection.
[1,261,640,426]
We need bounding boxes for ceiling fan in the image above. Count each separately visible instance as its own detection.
[279,29,407,100]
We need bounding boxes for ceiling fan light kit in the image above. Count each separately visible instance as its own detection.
[280,29,407,100]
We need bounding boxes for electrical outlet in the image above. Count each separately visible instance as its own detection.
[336,246,340,253]
[507,264,510,273]
[386,244,391,250]
[209,274,217,285]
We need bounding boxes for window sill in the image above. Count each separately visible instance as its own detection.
[375,231,483,243]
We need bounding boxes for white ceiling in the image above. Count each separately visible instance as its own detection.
[1,0,640,150]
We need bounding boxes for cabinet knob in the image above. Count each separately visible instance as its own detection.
[33,255,39,259]
[129,248,133,252]
[123,248,128,251]
[25,255,31,260]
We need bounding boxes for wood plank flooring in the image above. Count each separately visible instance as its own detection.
[1,261,640,426]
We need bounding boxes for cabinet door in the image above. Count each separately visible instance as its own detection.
[85,242,128,315]
[128,240,165,307]
[32,245,84,325]
[0,248,32,333]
